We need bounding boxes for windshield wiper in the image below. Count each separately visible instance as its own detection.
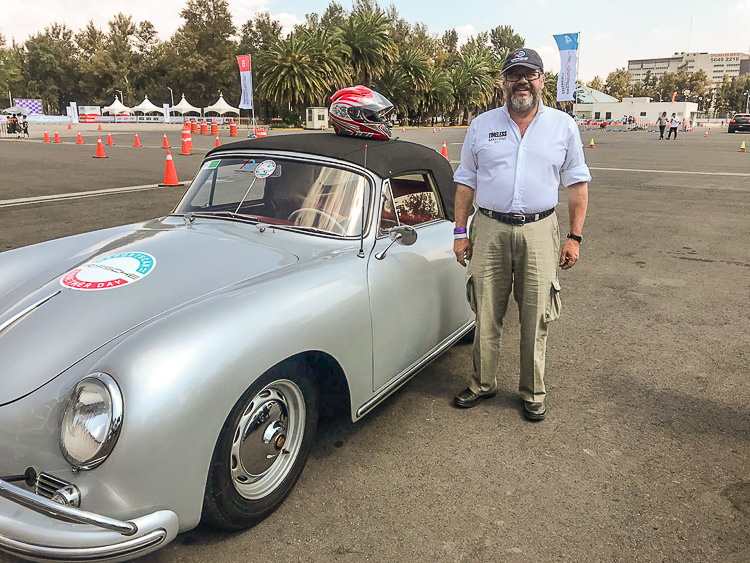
[281,225,341,236]
[184,211,261,223]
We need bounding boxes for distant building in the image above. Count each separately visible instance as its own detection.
[573,87,698,126]
[628,52,750,87]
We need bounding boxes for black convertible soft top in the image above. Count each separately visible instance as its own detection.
[207,133,456,220]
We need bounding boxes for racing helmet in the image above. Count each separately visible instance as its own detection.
[329,86,395,140]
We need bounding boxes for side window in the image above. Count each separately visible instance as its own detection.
[388,173,444,227]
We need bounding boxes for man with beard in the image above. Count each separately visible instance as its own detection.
[451,48,590,420]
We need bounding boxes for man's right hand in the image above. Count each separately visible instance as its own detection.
[454,238,472,267]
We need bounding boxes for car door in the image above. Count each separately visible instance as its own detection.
[367,172,471,393]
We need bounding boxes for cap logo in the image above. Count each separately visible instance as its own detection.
[516,50,526,57]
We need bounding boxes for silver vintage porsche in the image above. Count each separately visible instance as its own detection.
[0,133,474,561]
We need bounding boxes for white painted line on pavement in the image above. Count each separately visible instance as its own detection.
[0,184,168,209]
[589,166,750,178]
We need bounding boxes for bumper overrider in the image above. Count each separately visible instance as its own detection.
[0,479,178,562]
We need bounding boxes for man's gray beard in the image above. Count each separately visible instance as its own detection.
[509,91,540,112]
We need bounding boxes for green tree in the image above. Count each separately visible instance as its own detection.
[167,0,238,106]
[488,25,524,60]
[713,74,731,115]
[1,34,23,99]
[603,67,633,100]
[423,67,453,124]
[239,12,283,55]
[588,75,604,91]
[373,66,413,117]
[728,74,750,113]
[20,24,80,113]
[450,50,498,124]
[337,9,398,85]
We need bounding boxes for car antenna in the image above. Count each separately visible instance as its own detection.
[358,144,368,258]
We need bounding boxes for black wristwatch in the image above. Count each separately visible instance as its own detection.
[567,233,583,243]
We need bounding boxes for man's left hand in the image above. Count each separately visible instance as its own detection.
[559,240,580,270]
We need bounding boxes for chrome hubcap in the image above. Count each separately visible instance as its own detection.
[230,380,305,500]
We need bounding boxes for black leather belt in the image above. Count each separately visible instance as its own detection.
[479,207,555,225]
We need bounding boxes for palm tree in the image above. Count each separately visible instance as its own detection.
[297,28,352,104]
[423,67,453,125]
[337,10,397,85]
[257,34,326,111]
[450,50,499,124]
[542,71,558,107]
[373,66,413,120]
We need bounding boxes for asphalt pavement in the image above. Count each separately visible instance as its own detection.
[0,122,748,562]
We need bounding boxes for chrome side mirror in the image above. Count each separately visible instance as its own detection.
[375,226,418,260]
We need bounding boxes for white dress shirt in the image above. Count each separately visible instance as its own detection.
[454,101,592,214]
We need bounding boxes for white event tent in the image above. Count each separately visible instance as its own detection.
[102,97,132,115]
[171,93,201,115]
[131,95,164,115]
[204,94,240,116]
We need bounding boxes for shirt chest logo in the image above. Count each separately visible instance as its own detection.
[488,131,508,141]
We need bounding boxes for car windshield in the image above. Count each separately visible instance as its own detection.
[174,156,371,237]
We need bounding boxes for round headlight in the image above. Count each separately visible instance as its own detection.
[60,373,123,470]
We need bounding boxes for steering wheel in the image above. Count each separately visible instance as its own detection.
[288,208,346,234]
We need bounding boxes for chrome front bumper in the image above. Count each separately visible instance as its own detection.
[0,479,179,562]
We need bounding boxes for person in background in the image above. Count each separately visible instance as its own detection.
[667,113,680,140]
[656,112,668,139]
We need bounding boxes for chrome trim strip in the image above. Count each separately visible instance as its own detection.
[0,529,166,561]
[356,319,475,418]
[0,480,137,535]
[0,291,60,335]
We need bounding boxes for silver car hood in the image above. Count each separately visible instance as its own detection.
[0,220,299,405]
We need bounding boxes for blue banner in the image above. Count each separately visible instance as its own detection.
[553,33,580,102]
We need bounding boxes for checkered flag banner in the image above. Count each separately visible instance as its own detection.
[14,99,43,114]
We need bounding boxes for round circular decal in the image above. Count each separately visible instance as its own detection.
[61,252,156,291]
[254,160,276,179]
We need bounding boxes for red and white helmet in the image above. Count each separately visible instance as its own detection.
[329,86,395,140]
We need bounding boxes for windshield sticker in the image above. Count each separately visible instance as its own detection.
[204,160,220,169]
[236,159,256,173]
[60,252,156,291]
[255,160,276,178]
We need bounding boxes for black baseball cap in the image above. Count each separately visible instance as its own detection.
[502,48,544,74]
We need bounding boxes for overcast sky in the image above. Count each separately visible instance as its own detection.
[2,0,749,81]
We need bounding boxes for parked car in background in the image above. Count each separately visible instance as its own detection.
[728,114,750,133]
[0,133,474,561]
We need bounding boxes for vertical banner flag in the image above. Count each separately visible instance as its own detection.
[553,33,579,102]
[237,55,254,110]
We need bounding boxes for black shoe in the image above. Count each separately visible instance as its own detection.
[523,400,546,421]
[453,388,497,408]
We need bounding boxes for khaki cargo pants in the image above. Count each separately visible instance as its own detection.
[466,210,562,402]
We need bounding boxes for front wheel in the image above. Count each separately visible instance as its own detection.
[202,362,318,530]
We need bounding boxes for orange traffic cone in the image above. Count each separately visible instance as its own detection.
[133,133,142,148]
[402,128,406,133]
[229,122,238,137]
[162,133,170,149]
[93,137,108,158]
[97,123,102,131]
[441,141,449,160]
[53,130,62,144]
[740,141,747,153]
[187,134,193,151]
[211,122,219,137]
[432,127,436,133]
[215,136,221,147]
[180,136,191,156]
[257,128,268,138]
[704,130,709,138]
[159,150,183,186]
[67,123,72,130]
[106,132,114,146]
[43,130,50,143]
[76,132,84,145]
[589,138,595,149]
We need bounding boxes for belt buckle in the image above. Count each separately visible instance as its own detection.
[511,214,526,225]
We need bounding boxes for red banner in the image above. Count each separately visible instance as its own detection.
[237,55,253,110]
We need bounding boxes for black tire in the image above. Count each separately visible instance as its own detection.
[202,360,318,531]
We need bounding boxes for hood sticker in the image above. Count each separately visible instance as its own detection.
[60,252,156,291]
